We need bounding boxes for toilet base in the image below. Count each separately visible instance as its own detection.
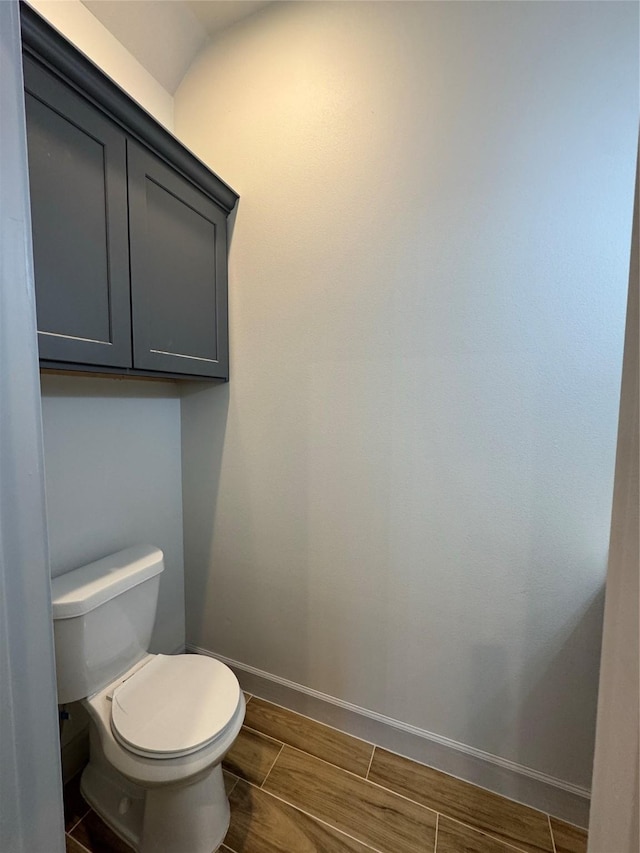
[141,765,230,853]
[81,761,145,849]
[81,732,230,853]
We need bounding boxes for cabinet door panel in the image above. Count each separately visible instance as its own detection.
[128,141,228,379]
[23,56,131,367]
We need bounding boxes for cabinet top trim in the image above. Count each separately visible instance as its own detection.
[20,1,239,215]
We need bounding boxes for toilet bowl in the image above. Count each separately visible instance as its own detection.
[51,546,245,853]
[80,655,245,851]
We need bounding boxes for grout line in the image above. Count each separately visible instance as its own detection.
[247,693,377,750]
[437,814,538,853]
[65,805,91,836]
[241,723,285,749]
[243,716,371,778]
[362,741,558,823]
[434,813,439,852]
[66,831,92,853]
[260,742,285,789]
[365,745,376,780]
[279,743,439,815]
[546,815,588,832]
[548,814,558,853]
[247,780,386,853]
[224,770,240,798]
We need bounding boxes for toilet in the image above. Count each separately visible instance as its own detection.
[51,545,245,853]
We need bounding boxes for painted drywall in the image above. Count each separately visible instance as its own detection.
[41,376,185,655]
[26,0,185,656]
[0,2,64,848]
[176,0,638,791]
[26,0,173,130]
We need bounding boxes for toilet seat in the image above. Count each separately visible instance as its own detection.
[110,654,241,760]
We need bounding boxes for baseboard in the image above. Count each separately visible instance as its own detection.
[188,644,590,829]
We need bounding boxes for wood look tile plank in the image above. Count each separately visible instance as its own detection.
[549,818,588,853]
[70,810,134,852]
[368,749,553,853]
[225,779,376,852]
[263,745,436,853]
[223,726,283,785]
[245,697,373,777]
[436,816,526,853]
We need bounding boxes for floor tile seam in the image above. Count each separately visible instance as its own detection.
[437,813,551,853]
[548,816,588,834]
[277,743,439,817]
[243,779,388,853]
[251,733,372,778]
[239,722,286,753]
[259,740,285,789]
[364,744,376,780]
[368,771,555,848]
[243,720,372,778]
[72,809,136,853]
[249,694,377,751]
[431,804,554,853]
[225,771,240,797]
[65,805,91,836]
[372,745,554,825]
[66,830,92,853]
[547,815,558,853]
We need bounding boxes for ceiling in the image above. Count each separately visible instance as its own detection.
[80,1,271,93]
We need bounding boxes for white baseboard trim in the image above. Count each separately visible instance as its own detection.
[188,644,590,828]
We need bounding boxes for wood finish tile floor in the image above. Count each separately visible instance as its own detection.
[64,694,588,853]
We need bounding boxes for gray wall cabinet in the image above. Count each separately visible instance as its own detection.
[24,56,132,369]
[21,3,237,381]
[128,142,229,378]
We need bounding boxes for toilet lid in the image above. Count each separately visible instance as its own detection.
[111,655,241,759]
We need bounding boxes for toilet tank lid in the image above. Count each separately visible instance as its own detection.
[51,545,164,620]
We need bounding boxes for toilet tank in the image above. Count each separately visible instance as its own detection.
[51,545,164,703]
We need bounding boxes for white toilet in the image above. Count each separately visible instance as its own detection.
[51,545,245,853]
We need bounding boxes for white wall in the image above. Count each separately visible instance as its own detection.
[176,0,638,792]
[27,1,185,654]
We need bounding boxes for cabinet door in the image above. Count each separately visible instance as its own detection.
[23,56,131,367]
[127,141,229,379]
